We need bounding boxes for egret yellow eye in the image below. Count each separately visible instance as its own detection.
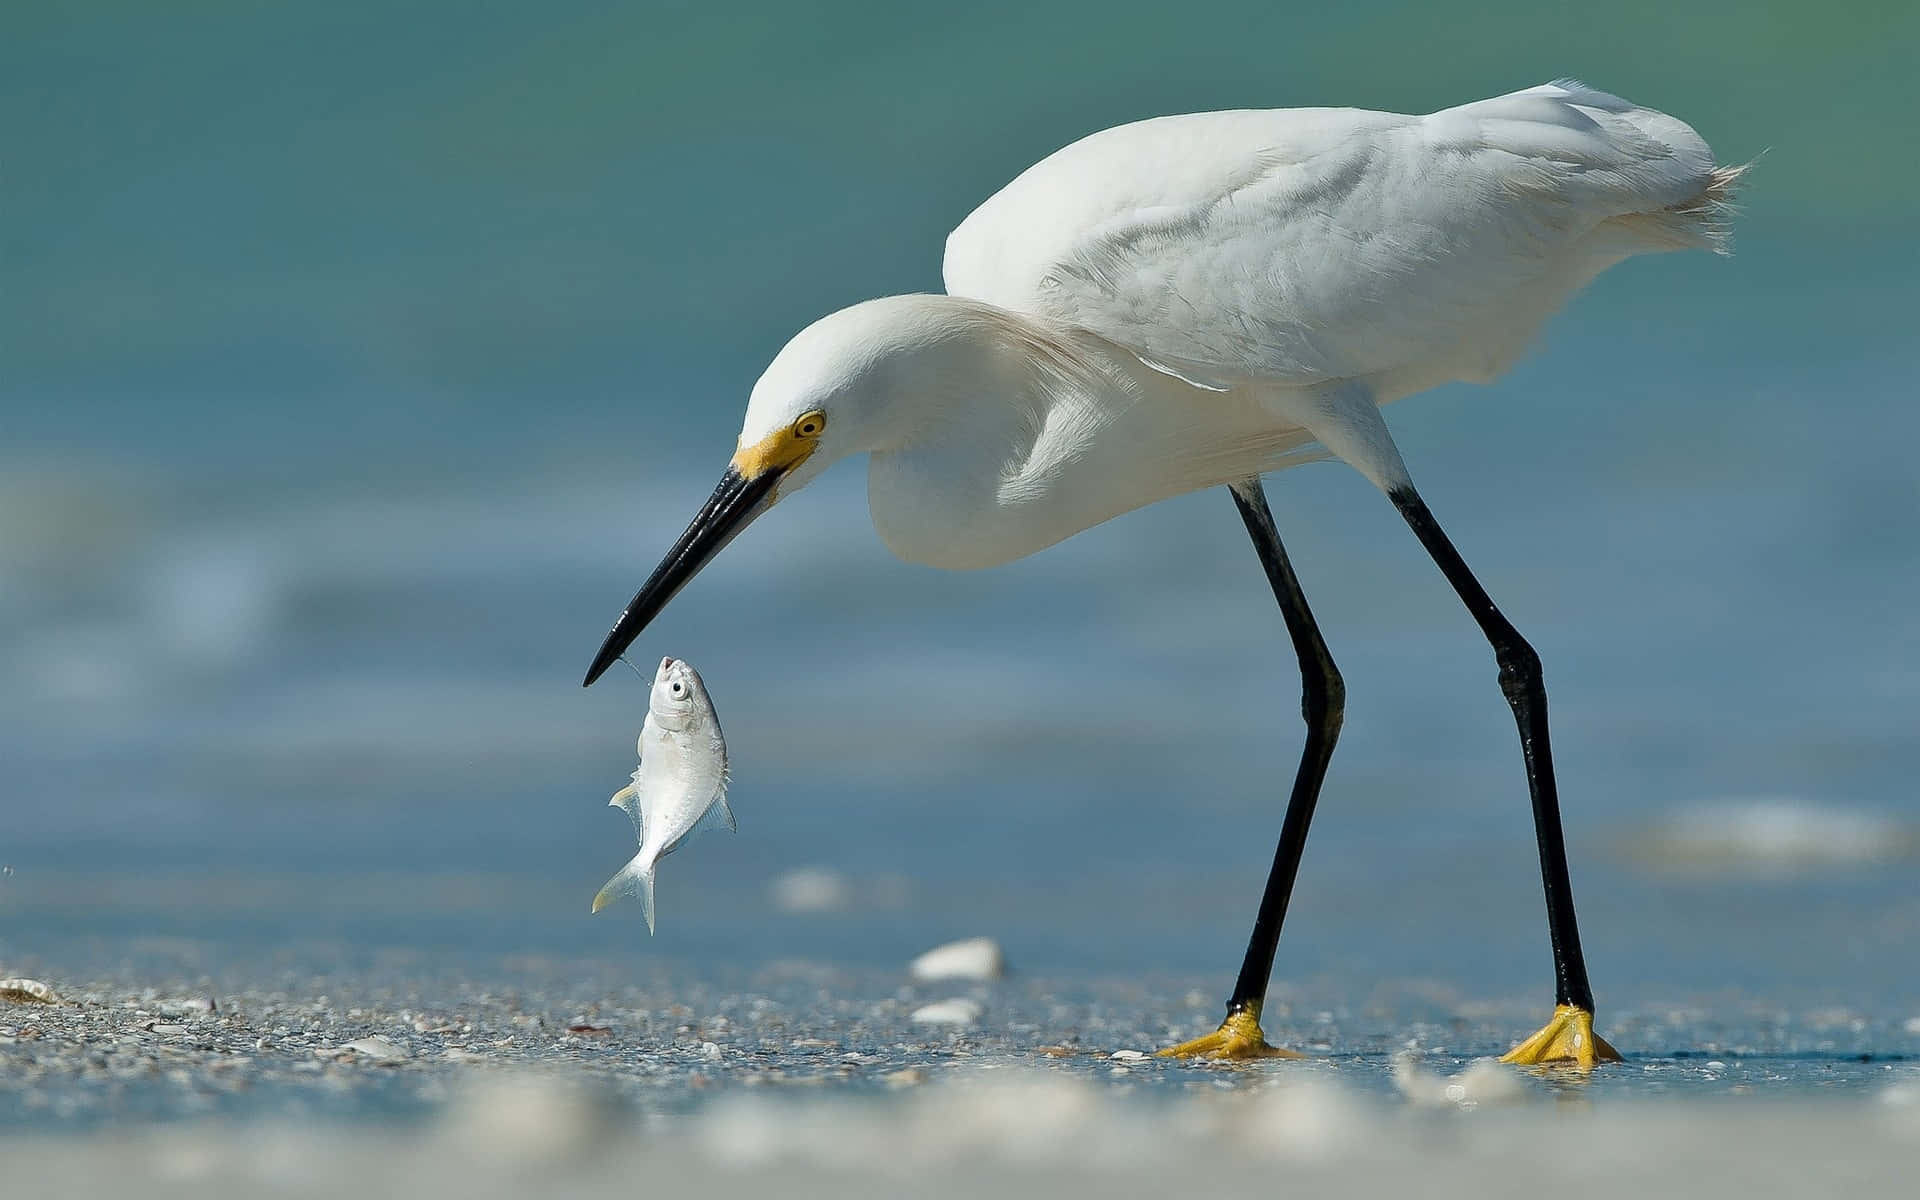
[794,411,826,438]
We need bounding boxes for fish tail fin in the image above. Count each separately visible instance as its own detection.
[592,854,658,934]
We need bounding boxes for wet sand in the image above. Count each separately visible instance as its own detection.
[4,948,1917,1197]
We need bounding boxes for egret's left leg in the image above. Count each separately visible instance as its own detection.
[1499,1004,1620,1069]
[1388,485,1620,1068]
[1159,479,1338,1061]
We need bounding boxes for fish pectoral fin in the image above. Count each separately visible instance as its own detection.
[591,855,657,933]
[609,783,645,842]
[690,792,737,838]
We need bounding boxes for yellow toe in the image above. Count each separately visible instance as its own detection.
[1156,1003,1304,1060]
[1499,1004,1622,1069]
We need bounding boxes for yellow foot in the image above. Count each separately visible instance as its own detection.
[1499,1004,1623,1069]
[1156,1004,1304,1060]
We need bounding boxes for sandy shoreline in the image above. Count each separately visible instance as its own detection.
[3,1063,1917,1199]
[5,951,1919,1196]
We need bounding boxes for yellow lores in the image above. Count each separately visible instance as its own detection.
[732,409,826,484]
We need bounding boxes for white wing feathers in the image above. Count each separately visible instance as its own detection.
[944,81,1737,390]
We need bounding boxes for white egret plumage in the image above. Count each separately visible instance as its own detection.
[584,81,1741,1065]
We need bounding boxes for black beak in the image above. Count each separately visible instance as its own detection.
[581,465,782,686]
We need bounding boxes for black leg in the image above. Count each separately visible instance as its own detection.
[1388,485,1596,1013]
[1223,478,1345,1019]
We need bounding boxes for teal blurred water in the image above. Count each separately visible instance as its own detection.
[3,3,1918,1009]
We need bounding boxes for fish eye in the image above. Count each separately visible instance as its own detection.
[793,410,826,439]
[670,681,685,696]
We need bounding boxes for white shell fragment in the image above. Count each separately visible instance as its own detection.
[768,866,854,914]
[438,1075,618,1164]
[342,1035,409,1061]
[161,995,218,1016]
[1631,799,1913,876]
[0,978,58,1004]
[910,998,985,1026]
[909,937,1006,982]
[1390,1053,1525,1109]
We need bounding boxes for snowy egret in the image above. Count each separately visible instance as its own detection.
[583,81,1740,1065]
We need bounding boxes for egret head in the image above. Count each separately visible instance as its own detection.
[583,296,974,685]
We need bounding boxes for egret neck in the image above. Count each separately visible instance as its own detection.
[585,293,1321,682]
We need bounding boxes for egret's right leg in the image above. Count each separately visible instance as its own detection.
[1159,478,1341,1060]
[1388,486,1619,1069]
[1259,381,1616,1066]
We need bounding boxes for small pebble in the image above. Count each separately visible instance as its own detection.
[909,938,1006,982]
[1109,1050,1149,1062]
[883,1067,927,1088]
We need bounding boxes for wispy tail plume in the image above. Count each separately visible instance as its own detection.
[1677,161,1751,254]
[1616,160,1752,255]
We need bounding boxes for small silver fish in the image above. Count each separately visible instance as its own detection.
[591,656,733,932]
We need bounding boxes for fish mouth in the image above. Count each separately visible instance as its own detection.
[582,464,783,686]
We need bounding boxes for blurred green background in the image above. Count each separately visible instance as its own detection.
[6,1,1910,452]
